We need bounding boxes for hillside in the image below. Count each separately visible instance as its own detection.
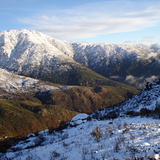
[0,69,138,140]
[0,80,159,160]
[0,99,78,139]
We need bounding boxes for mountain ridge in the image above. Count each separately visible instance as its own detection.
[0,29,159,159]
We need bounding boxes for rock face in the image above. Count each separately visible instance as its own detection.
[0,29,159,87]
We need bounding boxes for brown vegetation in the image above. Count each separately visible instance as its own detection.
[0,85,138,141]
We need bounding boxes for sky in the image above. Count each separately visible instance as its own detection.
[0,0,160,44]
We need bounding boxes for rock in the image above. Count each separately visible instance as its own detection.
[70,113,88,127]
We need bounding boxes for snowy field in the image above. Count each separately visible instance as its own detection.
[1,116,160,160]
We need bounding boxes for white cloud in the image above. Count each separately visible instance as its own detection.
[19,0,160,40]
[125,75,158,88]
[147,52,157,58]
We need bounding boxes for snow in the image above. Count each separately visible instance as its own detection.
[71,113,88,121]
[1,117,160,160]
[0,29,160,159]
[38,129,49,136]
[0,29,76,76]
[70,113,89,126]
[90,81,160,120]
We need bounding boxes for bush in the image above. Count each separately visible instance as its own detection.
[91,127,101,142]
[93,86,102,93]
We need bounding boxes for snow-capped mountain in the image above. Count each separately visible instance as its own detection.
[0,29,159,87]
[1,29,159,160]
[1,80,160,160]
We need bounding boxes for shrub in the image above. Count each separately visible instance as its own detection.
[93,86,102,93]
[91,127,101,142]
[140,108,152,116]
[50,151,60,160]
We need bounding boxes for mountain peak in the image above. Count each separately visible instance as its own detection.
[0,29,55,45]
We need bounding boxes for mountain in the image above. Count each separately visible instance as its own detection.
[0,29,159,88]
[0,69,78,139]
[1,80,160,160]
[91,80,160,120]
[0,29,123,87]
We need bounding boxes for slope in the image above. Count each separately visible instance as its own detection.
[1,81,160,160]
[91,80,160,120]
[0,99,78,140]
[0,69,138,141]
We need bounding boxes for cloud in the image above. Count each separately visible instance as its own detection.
[19,0,160,40]
[143,36,155,39]
[109,76,121,79]
[123,41,136,44]
[125,75,158,88]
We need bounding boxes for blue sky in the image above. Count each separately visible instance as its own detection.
[1,0,160,44]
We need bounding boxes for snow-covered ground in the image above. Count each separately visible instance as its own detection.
[1,81,160,160]
[1,117,159,160]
